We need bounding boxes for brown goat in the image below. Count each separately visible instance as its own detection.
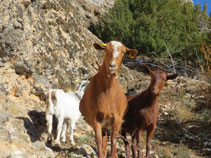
[121,65,178,158]
[80,41,138,158]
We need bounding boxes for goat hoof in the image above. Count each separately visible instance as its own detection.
[55,141,61,148]
[61,138,66,143]
[54,144,62,150]
[46,139,52,146]
[71,141,75,146]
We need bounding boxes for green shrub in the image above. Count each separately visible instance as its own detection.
[174,143,191,158]
[91,0,210,68]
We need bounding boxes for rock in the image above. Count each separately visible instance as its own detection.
[0,110,9,125]
[76,144,97,158]
[13,21,22,29]
[23,0,31,7]
[33,141,47,150]
[0,0,117,157]
[14,88,22,97]
[0,83,11,95]
[7,151,28,158]
[0,128,11,141]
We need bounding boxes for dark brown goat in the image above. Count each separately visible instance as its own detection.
[80,41,138,158]
[121,65,178,158]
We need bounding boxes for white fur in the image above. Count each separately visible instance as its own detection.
[111,41,122,58]
[45,80,89,146]
[111,60,116,66]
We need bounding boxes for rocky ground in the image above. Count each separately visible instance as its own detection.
[0,0,210,158]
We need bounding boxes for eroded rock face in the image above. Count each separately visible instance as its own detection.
[0,0,142,157]
[0,0,105,157]
[0,0,106,91]
[0,90,55,158]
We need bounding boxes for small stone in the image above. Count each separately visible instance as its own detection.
[164,112,168,115]
[17,18,23,24]
[94,9,101,16]
[13,21,22,29]
[0,128,11,141]
[15,88,22,97]
[23,0,31,7]
[75,144,97,158]
[8,151,28,158]
[154,155,159,158]
[33,141,46,149]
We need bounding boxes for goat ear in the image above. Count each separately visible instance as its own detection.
[125,47,138,59]
[166,74,178,81]
[142,64,152,74]
[93,43,106,50]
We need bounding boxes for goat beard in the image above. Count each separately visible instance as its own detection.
[107,71,118,78]
[105,67,117,78]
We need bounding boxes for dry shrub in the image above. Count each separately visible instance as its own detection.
[199,41,211,122]
[200,41,211,72]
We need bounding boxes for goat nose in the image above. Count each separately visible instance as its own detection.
[109,62,116,68]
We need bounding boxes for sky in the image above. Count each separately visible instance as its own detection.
[193,0,211,15]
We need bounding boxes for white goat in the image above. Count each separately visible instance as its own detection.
[45,80,89,146]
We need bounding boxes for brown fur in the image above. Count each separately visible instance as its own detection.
[122,65,178,158]
[80,41,138,158]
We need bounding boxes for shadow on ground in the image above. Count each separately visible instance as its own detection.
[156,119,211,157]
[16,110,57,143]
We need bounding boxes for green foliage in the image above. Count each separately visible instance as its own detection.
[94,0,135,46]
[174,143,191,158]
[69,152,74,158]
[155,146,172,158]
[92,0,211,68]
[75,136,91,143]
[117,138,124,145]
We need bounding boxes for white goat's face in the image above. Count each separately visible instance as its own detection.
[94,41,138,77]
[76,80,89,98]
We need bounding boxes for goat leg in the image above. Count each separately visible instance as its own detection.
[111,120,121,158]
[132,134,137,158]
[102,131,108,157]
[146,126,156,158]
[122,131,130,158]
[69,120,76,145]
[61,122,67,143]
[46,113,53,145]
[95,123,104,158]
[55,116,64,147]
[137,130,142,158]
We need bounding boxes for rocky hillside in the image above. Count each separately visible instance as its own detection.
[0,0,210,158]
[0,0,140,157]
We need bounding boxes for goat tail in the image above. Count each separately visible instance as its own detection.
[50,91,57,106]
[46,90,57,115]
